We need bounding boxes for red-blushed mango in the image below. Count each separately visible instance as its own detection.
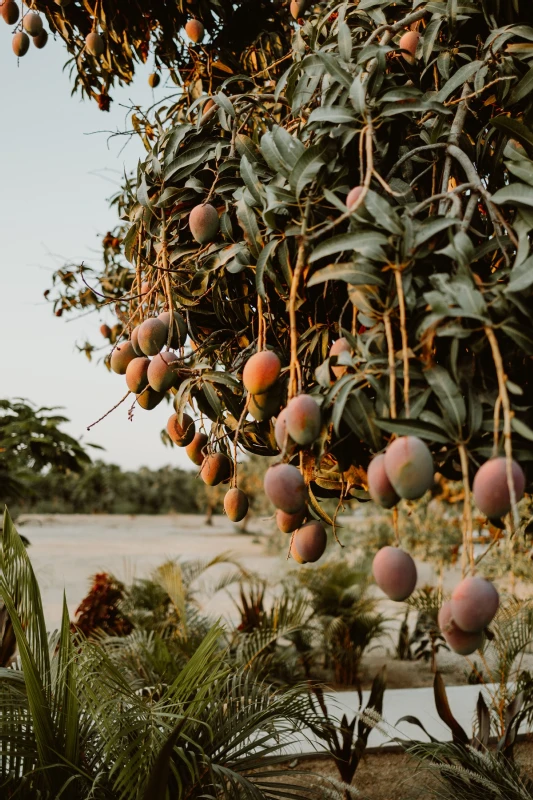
[138,317,167,356]
[110,341,136,375]
[137,387,166,410]
[224,488,249,522]
[23,11,42,35]
[200,453,232,486]
[131,325,143,356]
[367,454,399,509]
[167,412,195,447]
[438,601,483,656]
[285,394,321,446]
[372,546,417,601]
[141,280,151,297]
[185,18,204,43]
[472,457,525,519]
[126,357,150,394]
[147,351,179,393]
[86,31,105,56]
[264,463,306,513]
[32,28,48,48]
[148,72,160,88]
[249,386,281,422]
[329,337,351,379]
[1,1,19,24]
[186,432,208,465]
[346,186,364,209]
[243,350,281,395]
[274,408,289,451]
[450,576,499,633]
[399,30,420,62]
[189,203,219,244]
[384,436,434,500]
[276,507,306,533]
[292,521,327,563]
[12,31,29,56]
[100,323,111,339]
[158,310,187,349]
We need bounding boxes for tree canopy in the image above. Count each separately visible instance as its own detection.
[42,0,533,563]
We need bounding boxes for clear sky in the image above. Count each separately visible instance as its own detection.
[0,22,193,471]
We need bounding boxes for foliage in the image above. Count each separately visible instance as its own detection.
[309,667,386,796]
[45,0,533,550]
[26,0,292,108]
[17,459,206,514]
[405,672,533,800]
[73,572,133,637]
[0,399,92,508]
[0,508,326,799]
[288,558,388,686]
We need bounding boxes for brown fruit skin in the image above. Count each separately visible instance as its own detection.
[137,387,166,410]
[292,521,327,563]
[125,357,150,393]
[384,436,434,500]
[186,432,208,465]
[367,454,399,509]
[264,463,306,514]
[23,11,42,36]
[148,72,160,88]
[131,325,143,356]
[243,351,281,395]
[147,351,179,393]
[438,601,483,656]
[86,31,105,57]
[276,507,306,533]
[472,457,525,519]
[158,310,187,349]
[450,577,499,633]
[200,453,232,486]
[110,341,136,375]
[137,318,167,356]
[167,413,195,447]
[249,385,281,422]
[33,28,48,48]
[12,31,30,56]
[346,186,364,209]
[329,337,351,379]
[224,488,249,522]
[285,394,321,447]
[100,323,112,339]
[274,408,289,451]
[1,1,19,24]
[185,18,204,43]
[189,203,219,244]
[399,30,420,62]
[372,546,417,601]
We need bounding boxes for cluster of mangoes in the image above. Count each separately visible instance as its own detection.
[1,4,48,54]
[365,434,524,654]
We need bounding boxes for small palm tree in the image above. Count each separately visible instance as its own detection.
[0,508,325,799]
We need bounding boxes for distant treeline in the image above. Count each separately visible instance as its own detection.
[17,460,207,515]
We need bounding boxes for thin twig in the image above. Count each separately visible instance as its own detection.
[87,391,131,430]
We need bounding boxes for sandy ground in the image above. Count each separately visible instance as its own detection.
[14,513,532,690]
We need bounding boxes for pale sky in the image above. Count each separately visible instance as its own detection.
[0,24,193,470]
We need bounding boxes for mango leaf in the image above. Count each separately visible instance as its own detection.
[310,232,388,263]
[491,183,533,207]
[491,115,533,152]
[255,239,280,300]
[374,417,451,444]
[289,144,326,198]
[424,365,466,429]
[308,262,385,287]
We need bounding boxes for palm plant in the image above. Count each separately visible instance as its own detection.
[0,508,328,799]
[292,559,388,686]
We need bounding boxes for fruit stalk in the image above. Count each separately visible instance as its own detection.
[484,325,519,529]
